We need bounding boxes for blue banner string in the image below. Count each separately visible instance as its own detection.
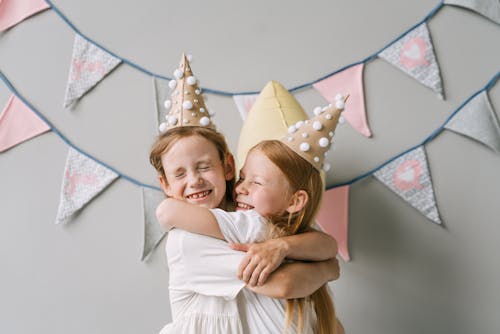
[327,70,500,190]
[1,70,497,193]
[0,71,161,192]
[43,0,445,96]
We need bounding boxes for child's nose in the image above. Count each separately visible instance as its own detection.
[235,181,248,194]
[187,170,203,186]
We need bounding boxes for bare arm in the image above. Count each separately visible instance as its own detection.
[156,198,225,240]
[247,257,340,299]
[230,229,338,286]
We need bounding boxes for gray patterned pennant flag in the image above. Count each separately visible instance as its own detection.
[445,91,500,153]
[56,147,119,224]
[233,94,259,120]
[153,77,171,133]
[64,34,122,108]
[378,23,444,99]
[374,146,441,224]
[141,187,167,261]
[444,0,500,24]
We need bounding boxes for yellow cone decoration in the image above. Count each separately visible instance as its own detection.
[159,54,215,132]
[283,94,347,172]
[237,80,308,167]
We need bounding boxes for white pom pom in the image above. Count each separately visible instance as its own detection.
[182,101,193,110]
[338,116,345,124]
[183,119,189,124]
[195,89,201,95]
[199,107,205,113]
[299,142,310,152]
[191,112,197,117]
[319,137,329,148]
[167,115,178,126]
[174,69,184,79]
[335,94,343,101]
[295,120,304,129]
[314,156,320,162]
[168,80,177,89]
[329,131,334,137]
[288,125,297,134]
[325,114,333,120]
[159,122,167,132]
[287,136,294,142]
[312,121,323,131]
[302,132,309,138]
[187,76,197,85]
[199,116,210,126]
[313,107,323,116]
[164,100,172,110]
[335,100,345,110]
[322,162,331,172]
[186,54,193,62]
[208,109,215,116]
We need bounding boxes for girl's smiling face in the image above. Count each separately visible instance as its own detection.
[159,135,234,209]
[234,149,294,217]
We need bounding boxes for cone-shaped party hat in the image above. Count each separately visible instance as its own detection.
[159,54,215,132]
[237,80,308,167]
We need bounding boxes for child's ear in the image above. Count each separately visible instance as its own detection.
[286,190,308,214]
[224,154,236,181]
[158,175,172,197]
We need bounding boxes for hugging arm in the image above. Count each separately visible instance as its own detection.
[231,228,338,286]
[248,257,340,299]
[156,198,224,239]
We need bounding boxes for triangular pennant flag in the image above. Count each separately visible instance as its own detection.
[0,95,50,152]
[316,186,350,262]
[63,34,122,108]
[374,146,441,224]
[445,91,500,153]
[444,0,500,24]
[56,147,119,224]
[378,23,444,99]
[0,0,49,32]
[153,77,171,133]
[313,64,372,137]
[232,94,258,120]
[141,187,167,261]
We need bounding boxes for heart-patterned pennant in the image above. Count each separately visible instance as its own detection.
[374,146,441,224]
[378,23,444,99]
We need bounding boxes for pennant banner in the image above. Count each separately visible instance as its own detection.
[141,187,166,261]
[313,63,372,137]
[153,77,170,133]
[233,94,258,121]
[374,146,441,224]
[64,34,122,108]
[316,186,351,262]
[444,0,500,25]
[56,147,119,224]
[378,23,444,99]
[0,95,50,152]
[0,0,49,32]
[445,91,500,153]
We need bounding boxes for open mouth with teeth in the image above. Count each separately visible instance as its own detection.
[236,202,254,211]
[186,190,212,201]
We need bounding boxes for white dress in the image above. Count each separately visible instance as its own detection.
[159,209,316,334]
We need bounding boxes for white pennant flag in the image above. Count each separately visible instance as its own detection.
[153,77,171,133]
[141,187,167,261]
[445,91,500,153]
[56,147,119,224]
[378,23,444,99]
[233,94,258,120]
[374,146,441,224]
[444,0,500,24]
[64,34,122,108]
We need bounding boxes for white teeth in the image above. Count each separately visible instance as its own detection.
[237,202,253,210]
[187,190,210,199]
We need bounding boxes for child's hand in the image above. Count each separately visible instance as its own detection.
[230,239,288,287]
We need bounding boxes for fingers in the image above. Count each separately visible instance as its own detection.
[257,267,271,286]
[237,255,251,279]
[248,263,265,287]
[241,258,259,283]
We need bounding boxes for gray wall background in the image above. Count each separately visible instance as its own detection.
[1,1,499,333]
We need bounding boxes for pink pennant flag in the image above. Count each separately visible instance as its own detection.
[0,0,50,32]
[233,94,258,120]
[313,64,371,137]
[316,185,350,262]
[0,95,50,152]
